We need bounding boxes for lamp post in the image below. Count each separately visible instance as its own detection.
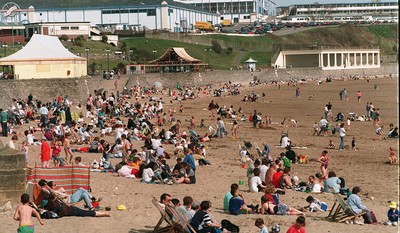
[152,49,157,60]
[2,43,8,57]
[85,48,90,75]
[105,49,110,71]
[129,50,133,63]
[204,48,211,67]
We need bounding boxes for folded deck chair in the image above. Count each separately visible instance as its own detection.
[152,197,174,233]
[327,187,366,223]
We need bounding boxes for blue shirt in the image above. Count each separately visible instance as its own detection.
[223,191,233,211]
[183,153,196,171]
[323,177,341,193]
[388,209,399,222]
[346,194,366,214]
[260,226,269,233]
[229,197,244,215]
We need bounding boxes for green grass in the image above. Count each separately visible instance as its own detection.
[366,24,398,39]
[240,51,275,67]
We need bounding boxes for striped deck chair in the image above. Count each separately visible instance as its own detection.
[327,187,366,223]
[25,166,90,195]
[152,197,174,233]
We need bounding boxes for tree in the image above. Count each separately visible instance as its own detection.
[101,35,108,43]
[211,40,223,54]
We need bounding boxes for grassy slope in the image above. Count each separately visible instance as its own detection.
[10,24,391,71]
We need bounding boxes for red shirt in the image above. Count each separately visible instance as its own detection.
[41,142,51,162]
[272,171,283,188]
[286,225,305,233]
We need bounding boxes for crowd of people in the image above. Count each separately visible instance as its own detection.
[3,75,398,233]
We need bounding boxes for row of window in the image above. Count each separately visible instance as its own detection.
[297,9,397,15]
[60,26,79,30]
[102,9,156,16]
[296,2,397,8]
[193,2,255,13]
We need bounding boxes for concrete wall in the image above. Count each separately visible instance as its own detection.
[0,77,101,109]
[14,62,87,80]
[126,63,398,88]
[0,145,26,204]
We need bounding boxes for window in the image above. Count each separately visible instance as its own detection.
[61,27,69,30]
[147,9,156,16]
[71,26,79,30]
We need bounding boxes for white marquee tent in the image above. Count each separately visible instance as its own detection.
[0,34,87,79]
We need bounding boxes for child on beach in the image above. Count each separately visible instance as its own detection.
[328,140,335,149]
[346,118,351,130]
[385,202,399,226]
[21,140,29,167]
[255,218,269,233]
[231,120,238,140]
[389,151,398,164]
[13,194,44,233]
[51,140,62,167]
[318,150,329,179]
[199,119,205,128]
[39,137,50,168]
[286,216,306,233]
[351,137,357,151]
[304,196,327,212]
[249,168,266,193]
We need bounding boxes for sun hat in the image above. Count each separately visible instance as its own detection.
[389,202,397,208]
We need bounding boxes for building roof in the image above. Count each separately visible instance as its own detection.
[0,0,215,13]
[0,34,85,63]
[244,57,257,63]
[149,47,202,64]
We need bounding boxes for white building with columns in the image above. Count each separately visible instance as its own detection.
[274,47,380,70]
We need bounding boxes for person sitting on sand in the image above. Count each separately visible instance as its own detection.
[323,171,341,193]
[265,162,278,186]
[264,184,280,205]
[191,201,221,233]
[327,140,335,149]
[389,151,398,164]
[260,196,304,216]
[176,162,196,184]
[229,188,252,215]
[307,174,323,193]
[249,168,266,192]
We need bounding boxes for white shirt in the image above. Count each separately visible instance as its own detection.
[115,127,124,140]
[165,131,173,140]
[151,139,161,150]
[249,176,263,193]
[118,165,133,178]
[319,119,328,127]
[281,136,290,148]
[312,183,322,193]
[142,168,154,183]
[39,106,49,115]
[259,165,268,182]
[26,134,35,144]
[339,127,346,137]
[7,140,16,149]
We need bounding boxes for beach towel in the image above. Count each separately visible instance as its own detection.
[26,166,90,195]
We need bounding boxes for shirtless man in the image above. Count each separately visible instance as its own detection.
[13,194,44,233]
[64,133,74,164]
[121,134,131,163]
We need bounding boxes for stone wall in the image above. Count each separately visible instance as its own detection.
[0,144,26,204]
[126,64,398,88]
[0,77,101,109]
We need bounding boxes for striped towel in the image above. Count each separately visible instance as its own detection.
[26,166,90,194]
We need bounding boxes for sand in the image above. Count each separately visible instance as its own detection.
[0,75,398,233]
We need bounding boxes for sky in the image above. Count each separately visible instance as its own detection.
[276,0,395,7]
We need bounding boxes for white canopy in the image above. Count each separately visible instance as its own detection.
[0,34,84,62]
[244,57,257,63]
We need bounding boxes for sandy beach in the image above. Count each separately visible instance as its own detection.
[0,75,398,233]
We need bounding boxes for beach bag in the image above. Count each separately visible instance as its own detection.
[41,210,59,219]
[364,211,377,224]
[298,155,308,164]
[221,219,240,233]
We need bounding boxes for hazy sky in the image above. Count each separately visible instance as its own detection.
[277,0,394,7]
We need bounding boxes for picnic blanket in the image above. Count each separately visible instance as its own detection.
[26,166,90,195]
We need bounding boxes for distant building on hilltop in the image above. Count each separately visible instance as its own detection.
[174,0,277,23]
[277,1,398,23]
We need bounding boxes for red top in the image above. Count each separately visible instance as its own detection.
[286,225,305,233]
[41,142,51,162]
[272,171,283,188]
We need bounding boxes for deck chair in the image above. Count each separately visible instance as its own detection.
[164,205,196,233]
[327,188,366,223]
[152,197,174,233]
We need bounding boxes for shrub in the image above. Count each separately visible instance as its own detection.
[101,35,108,43]
[59,34,69,41]
[211,40,223,54]
[225,47,233,54]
